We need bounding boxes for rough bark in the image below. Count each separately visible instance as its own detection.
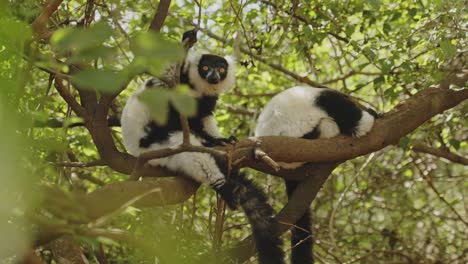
[48,236,89,264]
[81,177,199,220]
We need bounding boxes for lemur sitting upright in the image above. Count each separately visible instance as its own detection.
[255,86,378,264]
[120,36,285,263]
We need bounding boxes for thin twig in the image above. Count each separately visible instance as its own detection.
[194,0,203,29]
[196,24,327,88]
[180,114,191,145]
[328,153,375,247]
[34,116,121,128]
[413,142,468,165]
[52,160,106,168]
[322,70,381,85]
[413,154,468,227]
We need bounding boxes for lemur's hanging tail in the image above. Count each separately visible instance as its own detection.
[286,180,314,264]
[213,172,285,264]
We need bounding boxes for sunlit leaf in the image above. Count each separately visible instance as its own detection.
[440,40,456,59]
[71,69,126,93]
[51,22,113,55]
[170,88,196,118]
[138,88,170,125]
[0,17,31,53]
[129,32,184,75]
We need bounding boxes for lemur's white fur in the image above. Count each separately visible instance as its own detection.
[145,132,225,185]
[255,87,335,138]
[185,53,236,96]
[255,86,375,169]
[121,53,234,186]
[202,116,223,138]
[355,111,375,137]
[121,88,151,157]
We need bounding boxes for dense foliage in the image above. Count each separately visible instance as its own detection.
[0,0,466,263]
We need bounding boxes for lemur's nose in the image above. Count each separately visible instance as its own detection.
[206,69,220,84]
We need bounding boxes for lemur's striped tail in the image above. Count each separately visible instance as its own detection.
[213,172,285,264]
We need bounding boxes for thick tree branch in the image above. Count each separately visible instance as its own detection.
[79,177,199,220]
[149,0,171,32]
[31,0,64,38]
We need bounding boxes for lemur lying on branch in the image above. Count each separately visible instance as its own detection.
[256,85,378,264]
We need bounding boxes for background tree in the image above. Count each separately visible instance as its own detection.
[0,0,466,263]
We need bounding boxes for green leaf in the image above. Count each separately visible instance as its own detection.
[368,0,381,10]
[448,139,460,150]
[383,23,391,35]
[71,69,125,93]
[0,17,31,52]
[68,46,117,63]
[440,40,456,59]
[129,32,184,75]
[373,76,385,85]
[51,22,113,55]
[138,88,170,125]
[363,47,377,61]
[399,136,411,149]
[170,88,197,118]
[379,59,393,75]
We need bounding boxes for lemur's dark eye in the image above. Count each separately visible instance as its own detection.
[202,66,209,71]
[219,67,226,73]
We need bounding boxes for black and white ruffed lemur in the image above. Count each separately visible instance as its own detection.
[255,86,378,264]
[120,35,285,264]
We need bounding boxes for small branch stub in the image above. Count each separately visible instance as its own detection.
[253,140,281,172]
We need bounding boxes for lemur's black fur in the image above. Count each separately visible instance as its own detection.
[127,31,285,264]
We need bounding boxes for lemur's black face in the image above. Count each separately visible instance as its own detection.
[198,54,228,84]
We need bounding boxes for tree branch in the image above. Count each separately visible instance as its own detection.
[220,71,468,261]
[149,0,171,32]
[413,142,468,165]
[31,0,64,38]
[34,116,121,128]
[79,177,199,220]
[54,77,88,118]
[225,163,337,262]
[239,74,467,166]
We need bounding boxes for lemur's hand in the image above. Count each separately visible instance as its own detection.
[182,29,197,49]
[204,136,237,147]
[216,136,237,146]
